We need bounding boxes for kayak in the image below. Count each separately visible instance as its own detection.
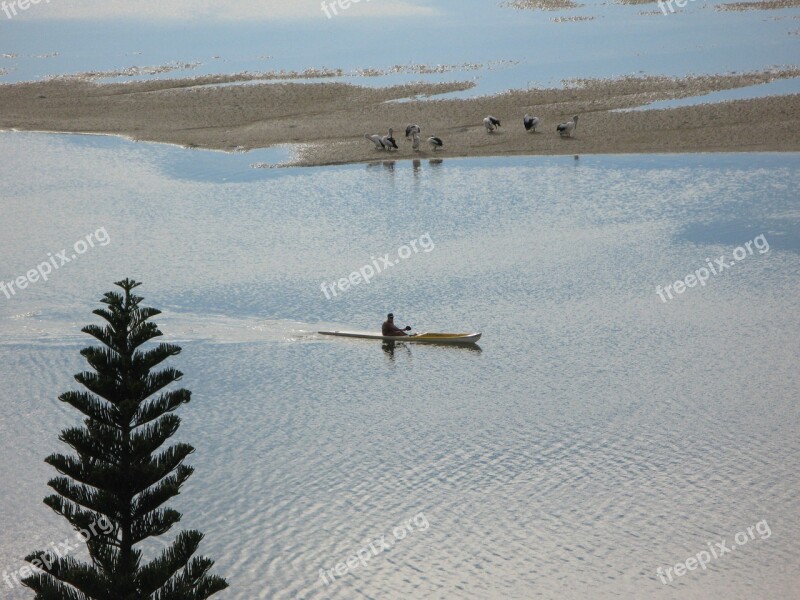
[319,331,481,344]
[319,331,482,344]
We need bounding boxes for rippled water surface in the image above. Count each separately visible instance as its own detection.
[0,133,798,599]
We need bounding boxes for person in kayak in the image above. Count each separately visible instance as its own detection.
[382,313,411,336]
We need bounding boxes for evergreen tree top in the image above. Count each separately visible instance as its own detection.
[23,279,229,600]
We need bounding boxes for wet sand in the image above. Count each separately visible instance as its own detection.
[504,0,584,9]
[0,69,798,167]
[717,0,800,9]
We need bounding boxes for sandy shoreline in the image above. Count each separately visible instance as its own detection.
[0,69,798,166]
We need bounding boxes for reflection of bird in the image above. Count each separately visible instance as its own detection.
[557,115,579,137]
[365,133,385,149]
[523,114,540,132]
[382,128,398,150]
[405,124,421,139]
[484,116,501,132]
[411,131,420,151]
[428,136,443,151]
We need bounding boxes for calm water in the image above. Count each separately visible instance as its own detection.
[0,132,798,598]
[2,0,799,102]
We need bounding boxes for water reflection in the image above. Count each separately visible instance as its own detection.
[365,159,397,174]
[381,340,482,361]
[1,133,798,600]
[381,340,412,362]
[368,158,441,176]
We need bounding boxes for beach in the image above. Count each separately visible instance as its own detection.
[1,68,798,166]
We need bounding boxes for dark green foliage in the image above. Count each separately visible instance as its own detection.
[23,279,228,600]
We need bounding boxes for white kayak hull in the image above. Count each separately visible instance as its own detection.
[319,331,482,344]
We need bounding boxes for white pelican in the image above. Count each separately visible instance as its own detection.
[523,114,540,132]
[405,124,421,139]
[365,133,385,149]
[557,115,579,137]
[484,116,501,132]
[428,136,443,151]
[411,131,420,151]
[382,128,398,150]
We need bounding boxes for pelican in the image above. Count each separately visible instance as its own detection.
[523,114,540,132]
[411,131,421,151]
[557,115,579,137]
[484,116,501,132]
[405,124,421,139]
[365,133,386,150]
[382,128,398,150]
[428,136,443,151]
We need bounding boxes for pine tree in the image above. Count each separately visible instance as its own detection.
[23,279,228,600]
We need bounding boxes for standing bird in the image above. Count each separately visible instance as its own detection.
[365,133,386,149]
[556,115,579,137]
[411,131,421,151]
[523,114,540,132]
[428,136,443,151]
[405,124,421,139]
[381,127,397,150]
[484,116,501,133]
[382,128,398,150]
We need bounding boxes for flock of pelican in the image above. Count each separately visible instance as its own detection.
[365,114,579,153]
[365,125,443,152]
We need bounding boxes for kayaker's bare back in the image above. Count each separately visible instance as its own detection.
[382,313,410,336]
